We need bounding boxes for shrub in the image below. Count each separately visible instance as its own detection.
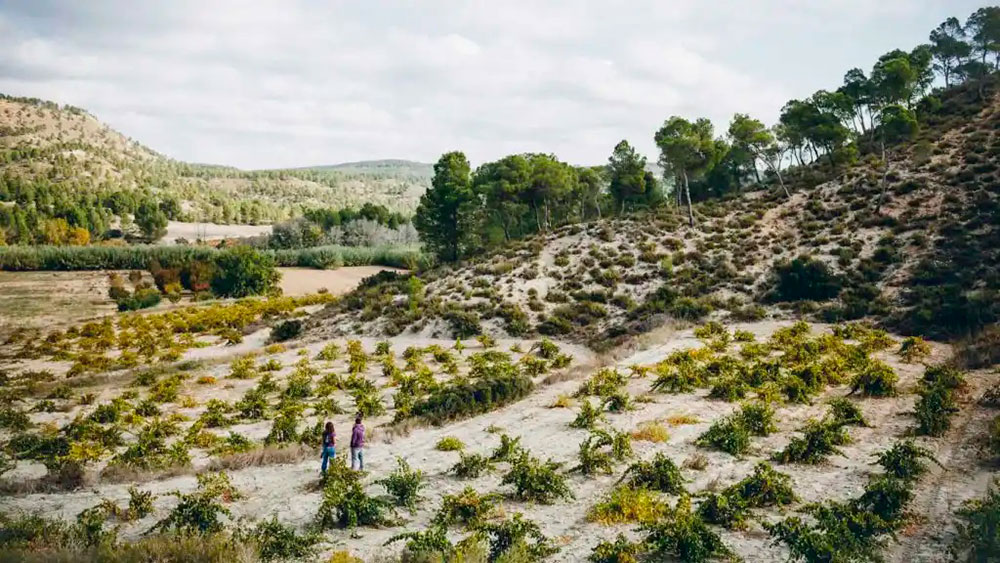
[727,462,798,508]
[449,452,493,479]
[696,491,749,530]
[407,371,533,424]
[478,513,559,561]
[588,485,668,525]
[695,416,750,456]
[771,255,842,302]
[950,480,1000,562]
[589,534,644,563]
[898,336,931,362]
[237,515,319,562]
[150,487,233,534]
[376,457,425,510]
[641,496,732,563]
[849,360,898,397]
[211,246,282,298]
[433,486,501,528]
[631,421,670,443]
[619,453,685,494]
[827,397,870,427]
[774,419,849,464]
[738,401,777,436]
[270,320,302,342]
[315,468,395,529]
[435,436,465,451]
[501,455,573,503]
[708,377,749,402]
[570,399,607,430]
[264,405,300,445]
[316,342,341,361]
[490,433,525,463]
[875,440,939,481]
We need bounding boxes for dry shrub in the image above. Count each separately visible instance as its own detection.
[631,421,670,443]
[666,414,699,426]
[207,444,312,471]
[100,462,193,485]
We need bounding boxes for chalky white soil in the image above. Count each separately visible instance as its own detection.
[2,322,997,562]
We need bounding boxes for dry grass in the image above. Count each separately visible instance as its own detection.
[206,444,313,471]
[682,453,708,471]
[0,532,260,563]
[665,414,700,426]
[630,421,670,443]
[547,394,575,408]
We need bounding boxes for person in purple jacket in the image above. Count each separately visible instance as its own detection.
[350,414,365,471]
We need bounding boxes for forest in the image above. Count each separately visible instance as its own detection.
[414,8,999,261]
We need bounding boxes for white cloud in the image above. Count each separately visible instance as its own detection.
[0,0,984,169]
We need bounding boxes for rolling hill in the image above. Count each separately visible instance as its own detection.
[0,94,430,224]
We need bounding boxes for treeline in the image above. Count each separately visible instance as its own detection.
[0,173,181,245]
[416,6,1000,261]
[0,243,429,272]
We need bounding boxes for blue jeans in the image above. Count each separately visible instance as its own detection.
[321,446,335,473]
[351,447,364,470]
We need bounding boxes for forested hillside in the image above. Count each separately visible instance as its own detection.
[316,8,1000,360]
[0,96,429,244]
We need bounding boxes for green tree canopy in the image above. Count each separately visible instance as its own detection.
[414,151,476,262]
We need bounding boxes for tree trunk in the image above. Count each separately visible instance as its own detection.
[533,202,542,233]
[752,162,761,184]
[683,171,695,227]
[876,139,889,214]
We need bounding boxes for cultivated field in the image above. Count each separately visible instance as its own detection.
[1,305,995,561]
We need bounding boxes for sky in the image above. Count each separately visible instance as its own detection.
[0,0,987,169]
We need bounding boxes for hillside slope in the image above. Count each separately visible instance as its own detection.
[310,79,1000,353]
[0,95,429,223]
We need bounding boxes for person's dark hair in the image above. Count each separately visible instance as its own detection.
[324,421,334,436]
[355,415,362,424]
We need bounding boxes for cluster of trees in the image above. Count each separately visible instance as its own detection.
[0,174,177,245]
[413,150,660,261]
[268,202,416,249]
[415,7,1000,261]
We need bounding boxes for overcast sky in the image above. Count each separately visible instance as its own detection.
[0,1,986,169]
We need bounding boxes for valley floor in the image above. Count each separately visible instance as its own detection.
[2,318,995,562]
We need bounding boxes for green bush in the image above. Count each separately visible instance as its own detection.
[950,480,1000,562]
[501,455,573,504]
[570,399,607,429]
[270,320,302,342]
[849,360,898,397]
[738,401,777,436]
[773,419,849,464]
[619,453,685,494]
[407,371,533,424]
[641,496,732,563]
[376,457,425,509]
[237,515,319,562]
[478,513,559,562]
[695,416,750,456]
[211,246,281,298]
[490,433,525,463]
[771,255,842,302]
[449,452,493,479]
[827,397,870,427]
[432,486,501,528]
[875,440,939,481]
[315,467,395,529]
[589,534,644,563]
[435,436,465,451]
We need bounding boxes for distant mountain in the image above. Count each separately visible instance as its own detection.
[301,159,433,178]
[0,94,429,223]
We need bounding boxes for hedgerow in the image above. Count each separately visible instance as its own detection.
[407,371,533,424]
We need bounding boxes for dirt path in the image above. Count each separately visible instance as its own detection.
[890,370,999,562]
[278,266,404,296]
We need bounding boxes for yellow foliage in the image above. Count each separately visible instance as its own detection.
[587,486,667,524]
[631,421,670,443]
